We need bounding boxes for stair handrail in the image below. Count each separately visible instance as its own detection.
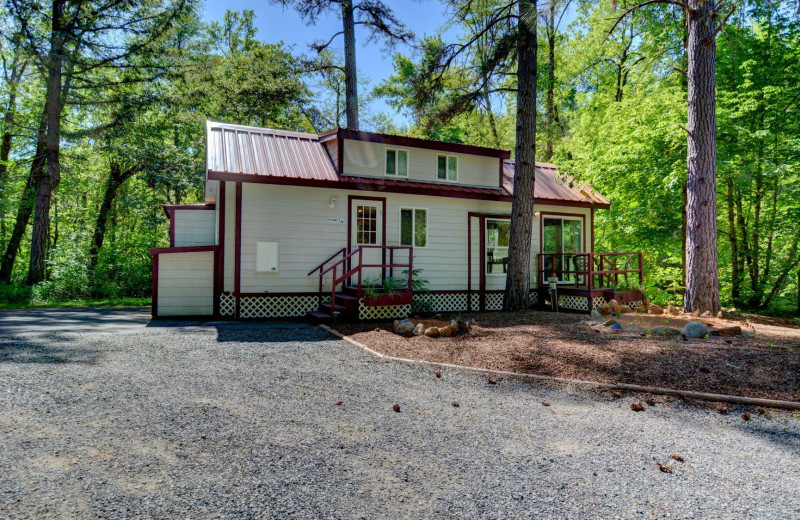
[307,247,346,277]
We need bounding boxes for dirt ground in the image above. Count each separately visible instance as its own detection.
[334,310,800,402]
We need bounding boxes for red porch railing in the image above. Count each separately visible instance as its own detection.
[308,246,413,310]
[537,252,643,290]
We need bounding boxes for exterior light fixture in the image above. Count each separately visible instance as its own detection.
[329,196,337,210]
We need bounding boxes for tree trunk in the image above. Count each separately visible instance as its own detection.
[88,163,135,289]
[28,0,66,285]
[482,82,501,148]
[0,110,48,284]
[726,176,741,304]
[544,0,556,160]
[504,0,537,311]
[683,0,720,314]
[341,0,359,130]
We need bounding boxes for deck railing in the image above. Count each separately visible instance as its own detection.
[536,252,643,290]
[308,246,413,310]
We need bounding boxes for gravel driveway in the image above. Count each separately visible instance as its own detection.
[1,309,799,519]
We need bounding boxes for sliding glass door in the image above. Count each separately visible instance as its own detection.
[542,216,583,283]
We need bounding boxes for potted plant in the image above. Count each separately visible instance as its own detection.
[362,276,413,307]
[603,279,645,305]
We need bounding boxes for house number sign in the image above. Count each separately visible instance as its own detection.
[326,218,345,224]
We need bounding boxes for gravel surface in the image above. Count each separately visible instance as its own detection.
[1,313,800,519]
[335,310,800,401]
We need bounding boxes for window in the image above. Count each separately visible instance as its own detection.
[400,208,427,247]
[386,149,408,177]
[437,155,458,181]
[542,215,583,283]
[486,219,510,275]
[356,205,379,245]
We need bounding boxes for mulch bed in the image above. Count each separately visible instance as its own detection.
[333,310,800,402]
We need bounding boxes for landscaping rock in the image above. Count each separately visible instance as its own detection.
[599,304,611,315]
[450,320,459,334]
[609,322,623,330]
[710,326,742,337]
[701,311,712,317]
[716,311,723,319]
[439,326,454,337]
[682,321,709,339]
[649,304,665,315]
[424,327,440,337]
[602,319,619,327]
[591,308,603,320]
[691,309,702,317]
[648,326,682,337]
[395,321,416,335]
[667,305,681,316]
[620,305,631,314]
[633,303,646,313]
[608,299,623,315]
[413,323,425,336]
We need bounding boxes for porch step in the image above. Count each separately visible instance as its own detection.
[319,302,351,315]
[333,294,360,305]
[306,311,334,324]
[342,285,361,297]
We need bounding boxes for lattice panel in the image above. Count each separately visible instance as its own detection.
[414,293,469,313]
[239,295,319,319]
[485,292,504,311]
[358,300,411,320]
[471,293,480,310]
[627,300,644,310]
[558,295,589,312]
[529,291,539,306]
[592,296,606,310]
[219,293,236,317]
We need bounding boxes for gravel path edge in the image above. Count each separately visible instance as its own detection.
[321,324,800,411]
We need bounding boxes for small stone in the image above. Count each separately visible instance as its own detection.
[413,323,425,336]
[701,310,712,317]
[630,402,644,411]
[591,308,603,320]
[649,326,681,337]
[439,326,453,337]
[667,305,680,316]
[717,406,729,415]
[716,311,723,319]
[451,401,460,408]
[710,326,742,337]
[670,454,684,462]
[335,400,343,406]
[609,322,623,330]
[741,413,751,421]
[435,372,441,378]
[657,462,673,474]
[450,320,459,334]
[649,304,665,315]
[542,401,551,407]
[424,326,440,337]
[682,321,709,338]
[392,404,401,413]
[645,398,656,406]
[692,309,702,317]
[395,321,416,335]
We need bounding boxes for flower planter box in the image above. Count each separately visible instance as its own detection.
[603,290,644,305]
[364,292,413,307]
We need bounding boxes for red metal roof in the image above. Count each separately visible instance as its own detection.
[206,121,338,181]
[502,161,610,208]
[205,121,609,208]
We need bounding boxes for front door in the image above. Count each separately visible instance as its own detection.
[542,216,583,283]
[351,199,384,282]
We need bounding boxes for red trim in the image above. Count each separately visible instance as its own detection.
[150,246,218,255]
[215,182,226,316]
[336,128,510,159]
[152,255,159,317]
[337,137,343,175]
[467,215,472,311]
[162,204,215,218]
[590,208,595,252]
[479,215,486,311]
[347,195,387,280]
[234,182,242,318]
[537,211,588,255]
[169,212,175,247]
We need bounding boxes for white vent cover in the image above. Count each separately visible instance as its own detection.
[256,241,279,272]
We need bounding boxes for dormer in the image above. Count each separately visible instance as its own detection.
[319,129,509,189]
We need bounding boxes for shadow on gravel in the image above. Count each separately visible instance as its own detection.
[214,322,333,344]
[0,337,101,365]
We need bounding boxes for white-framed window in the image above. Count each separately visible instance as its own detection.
[437,154,458,181]
[486,218,510,275]
[400,208,427,248]
[385,148,408,177]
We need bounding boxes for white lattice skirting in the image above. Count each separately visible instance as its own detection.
[238,295,325,319]
[358,300,412,320]
[219,293,236,317]
[558,294,590,312]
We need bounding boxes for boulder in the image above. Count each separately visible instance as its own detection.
[439,326,453,337]
[633,303,646,314]
[649,304,665,315]
[413,323,425,336]
[710,326,742,337]
[620,305,631,314]
[450,320,459,334]
[609,322,623,330]
[599,304,611,315]
[682,321,709,339]
[666,305,679,316]
[608,299,623,315]
[691,309,702,317]
[395,321,416,335]
[648,326,682,337]
[591,308,603,321]
[424,326,440,337]
[716,311,723,319]
[701,310,712,317]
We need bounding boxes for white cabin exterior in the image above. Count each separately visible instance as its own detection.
[150,122,617,320]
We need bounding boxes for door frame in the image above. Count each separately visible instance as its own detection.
[347,195,387,280]
[539,211,587,284]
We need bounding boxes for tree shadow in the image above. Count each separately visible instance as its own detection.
[213,322,333,344]
[0,336,101,365]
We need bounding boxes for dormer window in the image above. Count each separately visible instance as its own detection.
[385,148,408,177]
[437,155,458,181]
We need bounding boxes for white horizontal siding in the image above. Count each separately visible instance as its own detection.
[342,139,501,188]
[157,251,214,316]
[173,209,215,247]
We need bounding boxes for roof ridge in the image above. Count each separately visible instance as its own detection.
[206,120,320,140]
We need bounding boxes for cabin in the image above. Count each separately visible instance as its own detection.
[149,121,643,320]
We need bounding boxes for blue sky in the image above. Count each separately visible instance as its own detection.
[202,0,453,127]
